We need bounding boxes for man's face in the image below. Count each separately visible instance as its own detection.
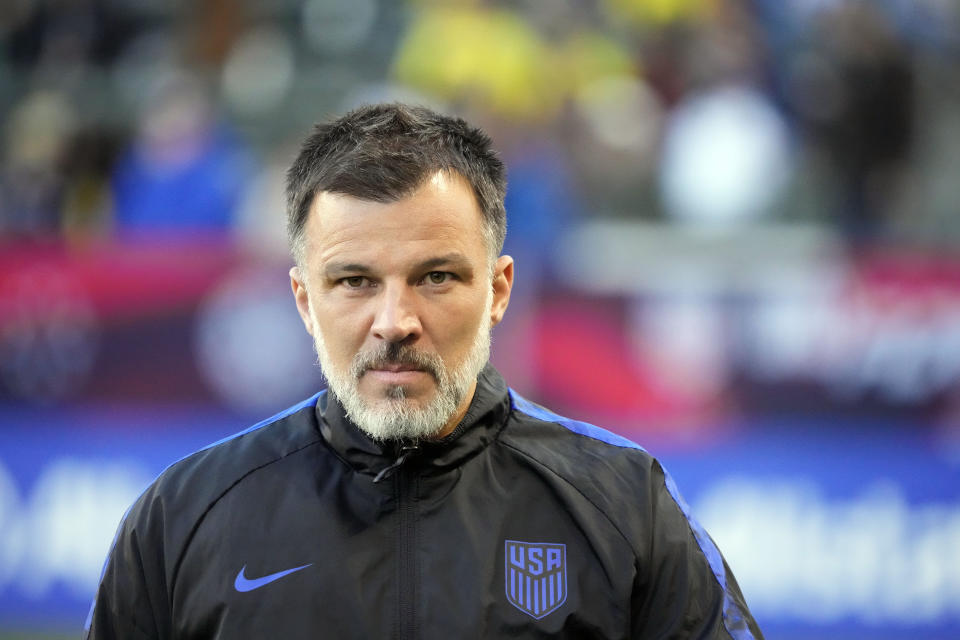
[290,171,513,441]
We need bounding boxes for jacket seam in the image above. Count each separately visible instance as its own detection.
[498,439,639,557]
[169,437,325,591]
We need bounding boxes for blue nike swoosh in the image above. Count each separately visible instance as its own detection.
[234,563,313,592]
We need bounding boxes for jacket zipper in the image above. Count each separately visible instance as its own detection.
[373,445,418,484]
[394,445,419,640]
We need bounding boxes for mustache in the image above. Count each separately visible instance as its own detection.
[350,342,443,380]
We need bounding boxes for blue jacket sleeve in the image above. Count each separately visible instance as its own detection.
[630,460,764,639]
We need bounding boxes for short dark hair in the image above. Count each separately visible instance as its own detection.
[286,103,507,267]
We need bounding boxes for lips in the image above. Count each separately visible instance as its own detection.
[351,344,442,382]
[365,366,430,386]
[371,363,424,374]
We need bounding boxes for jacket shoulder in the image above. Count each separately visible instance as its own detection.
[152,392,323,508]
[503,389,654,467]
[125,393,324,549]
[500,390,659,551]
[86,394,325,637]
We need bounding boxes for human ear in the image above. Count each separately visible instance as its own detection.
[290,266,315,337]
[490,255,514,327]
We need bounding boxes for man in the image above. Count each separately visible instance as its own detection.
[86,103,763,639]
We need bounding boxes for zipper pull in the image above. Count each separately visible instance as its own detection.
[372,444,420,484]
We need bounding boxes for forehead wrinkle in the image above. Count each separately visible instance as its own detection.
[303,176,490,277]
[323,261,373,278]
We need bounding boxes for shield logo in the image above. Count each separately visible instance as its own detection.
[504,540,567,619]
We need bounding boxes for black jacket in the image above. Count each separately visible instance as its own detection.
[86,365,763,639]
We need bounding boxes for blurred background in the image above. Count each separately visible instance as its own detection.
[0,0,958,637]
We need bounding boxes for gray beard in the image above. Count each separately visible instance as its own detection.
[310,295,492,442]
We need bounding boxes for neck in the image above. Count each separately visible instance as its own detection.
[432,379,478,440]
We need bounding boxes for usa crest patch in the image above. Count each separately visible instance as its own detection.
[504,540,567,619]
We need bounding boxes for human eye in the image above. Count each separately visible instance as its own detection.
[424,271,454,285]
[340,276,370,289]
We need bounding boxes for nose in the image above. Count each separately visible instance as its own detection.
[370,284,422,344]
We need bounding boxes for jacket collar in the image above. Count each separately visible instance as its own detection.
[316,363,511,479]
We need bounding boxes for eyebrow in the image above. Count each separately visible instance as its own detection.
[414,253,472,273]
[322,253,474,279]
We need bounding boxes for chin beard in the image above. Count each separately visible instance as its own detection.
[311,297,492,442]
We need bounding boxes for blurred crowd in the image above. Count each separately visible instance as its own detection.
[0,0,957,253]
[2,0,960,421]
